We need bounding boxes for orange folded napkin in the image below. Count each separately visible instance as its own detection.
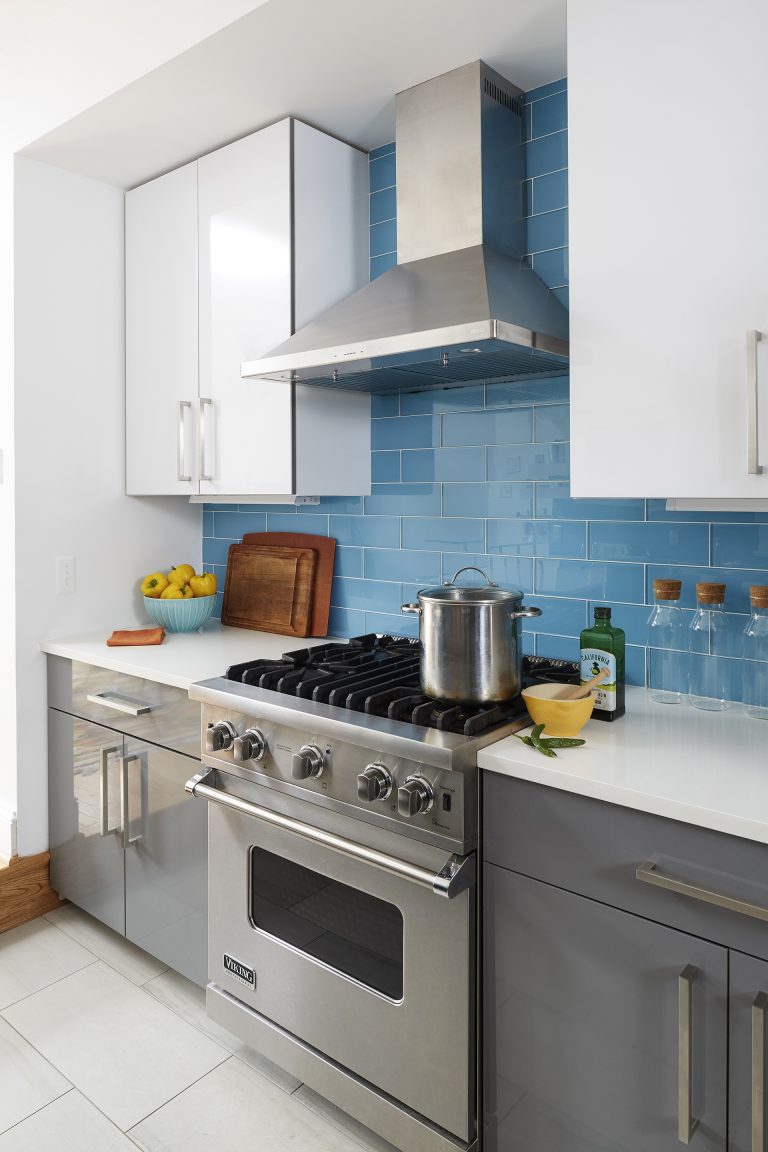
[106,627,165,647]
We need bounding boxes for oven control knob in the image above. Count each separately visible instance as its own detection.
[233,728,266,762]
[397,776,434,818]
[206,720,236,753]
[291,744,325,780]
[357,763,393,803]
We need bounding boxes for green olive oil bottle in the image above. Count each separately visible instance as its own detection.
[580,606,625,721]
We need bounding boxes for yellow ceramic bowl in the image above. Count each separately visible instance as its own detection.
[521,682,596,737]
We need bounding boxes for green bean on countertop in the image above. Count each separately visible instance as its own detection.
[514,728,586,757]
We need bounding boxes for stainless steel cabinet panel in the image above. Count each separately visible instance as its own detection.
[729,951,768,1152]
[48,655,207,986]
[123,738,207,986]
[47,656,200,757]
[484,773,768,964]
[48,709,125,934]
[484,863,728,1152]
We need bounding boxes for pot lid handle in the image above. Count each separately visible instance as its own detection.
[444,566,498,589]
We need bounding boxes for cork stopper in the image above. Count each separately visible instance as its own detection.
[696,582,726,605]
[750,585,768,608]
[653,579,682,601]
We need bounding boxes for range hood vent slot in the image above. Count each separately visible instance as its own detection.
[483,76,522,116]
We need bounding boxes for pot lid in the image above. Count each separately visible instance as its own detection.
[418,566,524,606]
[419,585,525,605]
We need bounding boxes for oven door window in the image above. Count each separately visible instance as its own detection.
[249,845,404,1000]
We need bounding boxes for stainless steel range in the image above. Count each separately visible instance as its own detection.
[186,635,577,1152]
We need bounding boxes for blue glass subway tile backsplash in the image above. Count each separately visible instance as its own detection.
[203,79,768,692]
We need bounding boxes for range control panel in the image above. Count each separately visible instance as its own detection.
[201,705,471,850]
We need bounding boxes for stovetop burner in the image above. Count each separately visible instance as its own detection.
[226,635,578,738]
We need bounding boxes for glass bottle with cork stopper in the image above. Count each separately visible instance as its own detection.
[647,578,687,704]
[689,582,731,711]
[743,585,768,719]
[580,606,625,721]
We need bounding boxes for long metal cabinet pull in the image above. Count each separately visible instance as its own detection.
[748,330,763,475]
[86,692,151,717]
[754,992,768,1152]
[186,769,475,899]
[679,965,698,1144]
[637,859,768,923]
[99,745,121,836]
[199,398,214,482]
[121,753,148,849]
[177,400,192,482]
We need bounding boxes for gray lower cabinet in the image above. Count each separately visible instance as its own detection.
[482,775,768,1152]
[48,667,207,987]
[484,863,727,1152]
[729,951,768,1152]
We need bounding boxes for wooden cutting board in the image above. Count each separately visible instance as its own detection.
[221,544,317,636]
[242,532,336,637]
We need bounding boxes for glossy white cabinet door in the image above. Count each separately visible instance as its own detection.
[126,162,198,496]
[197,122,294,496]
[569,0,768,499]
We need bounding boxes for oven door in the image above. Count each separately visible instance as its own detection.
[195,767,475,1143]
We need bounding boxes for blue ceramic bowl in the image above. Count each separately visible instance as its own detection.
[143,594,216,633]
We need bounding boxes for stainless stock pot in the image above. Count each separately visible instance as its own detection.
[401,566,542,703]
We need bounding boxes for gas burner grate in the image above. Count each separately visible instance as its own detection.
[224,637,579,736]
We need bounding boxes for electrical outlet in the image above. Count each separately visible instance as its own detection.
[56,556,76,594]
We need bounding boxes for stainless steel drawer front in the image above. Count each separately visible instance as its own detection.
[48,656,199,757]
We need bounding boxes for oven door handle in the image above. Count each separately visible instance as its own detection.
[185,768,475,899]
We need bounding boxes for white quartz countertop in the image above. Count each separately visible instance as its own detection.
[40,621,337,691]
[479,686,768,845]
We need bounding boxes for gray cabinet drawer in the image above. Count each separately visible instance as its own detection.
[483,774,768,964]
[48,655,199,758]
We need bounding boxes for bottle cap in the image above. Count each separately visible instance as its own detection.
[695,582,726,604]
[653,579,682,600]
[594,606,612,619]
[750,585,768,608]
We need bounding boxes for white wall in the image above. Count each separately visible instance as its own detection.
[13,156,202,855]
[0,2,270,858]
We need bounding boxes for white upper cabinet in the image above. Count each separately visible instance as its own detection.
[568,0,768,500]
[126,119,370,499]
[126,161,198,496]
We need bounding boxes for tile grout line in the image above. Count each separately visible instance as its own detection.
[0,1087,78,1144]
[125,1053,235,1139]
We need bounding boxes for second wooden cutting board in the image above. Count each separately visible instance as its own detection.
[242,531,335,636]
[221,545,317,637]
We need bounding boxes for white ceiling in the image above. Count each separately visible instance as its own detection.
[20,0,566,189]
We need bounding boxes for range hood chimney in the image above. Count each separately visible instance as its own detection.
[242,61,569,393]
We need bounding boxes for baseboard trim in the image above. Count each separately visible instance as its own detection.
[0,851,64,933]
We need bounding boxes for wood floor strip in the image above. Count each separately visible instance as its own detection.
[0,851,64,933]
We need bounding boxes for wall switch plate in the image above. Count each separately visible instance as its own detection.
[56,555,76,594]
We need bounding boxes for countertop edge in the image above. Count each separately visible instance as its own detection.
[478,734,768,847]
[40,639,195,690]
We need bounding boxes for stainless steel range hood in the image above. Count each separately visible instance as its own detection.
[242,61,569,393]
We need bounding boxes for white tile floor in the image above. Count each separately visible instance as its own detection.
[0,907,398,1151]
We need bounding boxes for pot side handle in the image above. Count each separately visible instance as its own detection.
[510,606,542,620]
[401,603,422,615]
